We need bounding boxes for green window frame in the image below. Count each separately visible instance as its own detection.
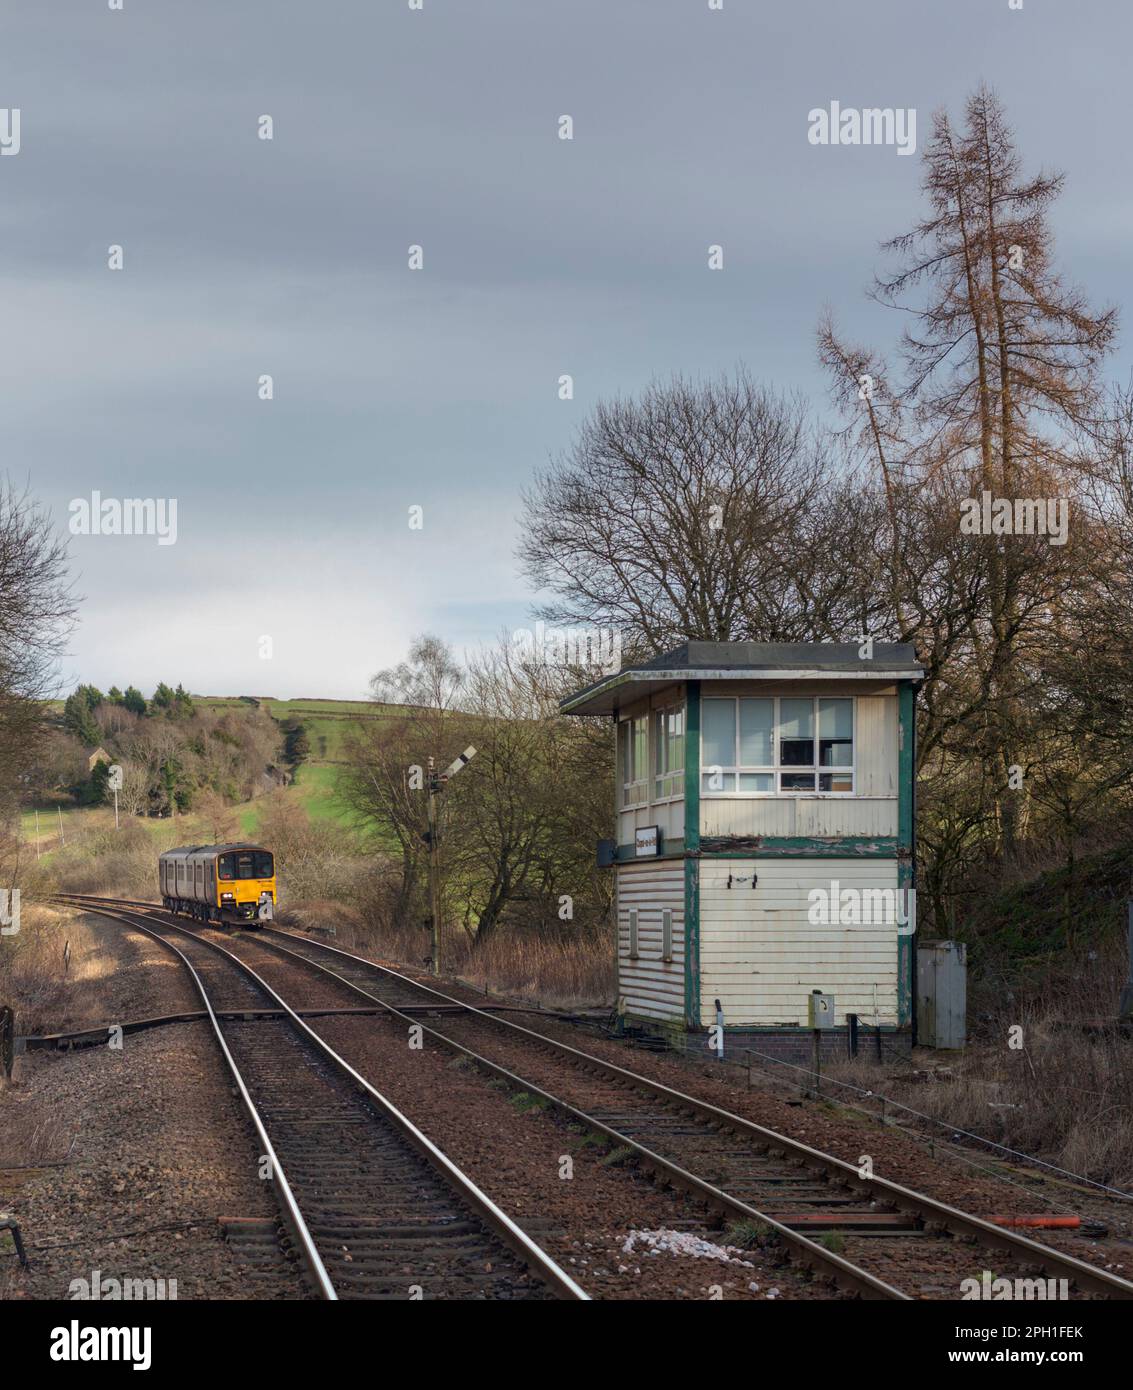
[700,696,855,795]
[653,703,685,800]
[618,713,649,808]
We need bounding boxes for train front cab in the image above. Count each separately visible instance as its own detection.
[217,847,275,925]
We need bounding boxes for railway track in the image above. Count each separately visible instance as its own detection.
[56,894,1133,1302]
[50,898,586,1302]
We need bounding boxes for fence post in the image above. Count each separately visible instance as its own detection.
[0,1213,28,1267]
[0,1005,13,1079]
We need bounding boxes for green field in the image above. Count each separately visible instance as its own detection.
[237,763,362,835]
[20,802,105,844]
[21,803,173,857]
[23,692,396,857]
[261,698,404,763]
[264,699,379,716]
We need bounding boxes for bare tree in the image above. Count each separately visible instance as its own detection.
[340,635,467,931]
[444,641,611,947]
[869,85,1116,853]
[0,480,76,821]
[194,788,239,844]
[115,758,151,819]
[518,371,869,650]
[342,634,614,952]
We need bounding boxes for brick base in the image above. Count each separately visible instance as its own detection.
[620,1018,912,1069]
[730,1029,912,1068]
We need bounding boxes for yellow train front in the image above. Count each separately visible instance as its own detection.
[159,843,276,927]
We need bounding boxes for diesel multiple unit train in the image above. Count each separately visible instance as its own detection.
[159,843,276,925]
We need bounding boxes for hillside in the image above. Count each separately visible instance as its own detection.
[21,692,403,855]
[960,843,1133,1001]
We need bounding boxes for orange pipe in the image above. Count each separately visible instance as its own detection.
[986,1215,1080,1229]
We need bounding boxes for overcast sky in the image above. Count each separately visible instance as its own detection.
[3,0,1130,699]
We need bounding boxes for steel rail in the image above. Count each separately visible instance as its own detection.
[58,894,1133,1300]
[68,902,338,1299]
[248,919,908,1297]
[255,927,1133,1299]
[55,897,588,1302]
[55,893,900,1299]
[251,911,1133,1301]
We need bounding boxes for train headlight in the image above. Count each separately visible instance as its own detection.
[221,892,235,901]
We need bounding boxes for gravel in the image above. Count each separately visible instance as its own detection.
[1,914,304,1300]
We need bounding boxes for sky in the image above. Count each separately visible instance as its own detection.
[2,0,1130,699]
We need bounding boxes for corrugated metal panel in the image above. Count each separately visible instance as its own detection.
[617,859,685,1021]
[856,695,898,797]
[702,798,796,837]
[794,799,897,836]
[701,797,897,838]
[619,799,684,844]
[699,858,899,1026]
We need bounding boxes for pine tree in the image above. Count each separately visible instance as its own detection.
[63,685,103,745]
[826,86,1116,856]
[122,685,147,716]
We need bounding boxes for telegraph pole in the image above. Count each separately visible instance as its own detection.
[425,746,477,977]
[426,757,440,976]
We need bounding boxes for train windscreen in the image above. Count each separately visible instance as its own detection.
[218,851,273,880]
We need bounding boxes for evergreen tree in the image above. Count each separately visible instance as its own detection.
[281,718,311,776]
[63,684,103,745]
[81,758,111,806]
[122,685,147,716]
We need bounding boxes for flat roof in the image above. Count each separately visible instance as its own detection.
[560,641,923,716]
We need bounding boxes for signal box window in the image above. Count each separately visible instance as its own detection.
[701,696,854,795]
[618,714,649,807]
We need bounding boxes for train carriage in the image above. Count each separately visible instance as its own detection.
[159,842,276,926]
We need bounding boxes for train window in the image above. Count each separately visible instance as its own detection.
[236,852,255,879]
[254,852,274,878]
[218,854,234,880]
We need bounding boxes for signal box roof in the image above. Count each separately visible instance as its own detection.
[560,640,923,717]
